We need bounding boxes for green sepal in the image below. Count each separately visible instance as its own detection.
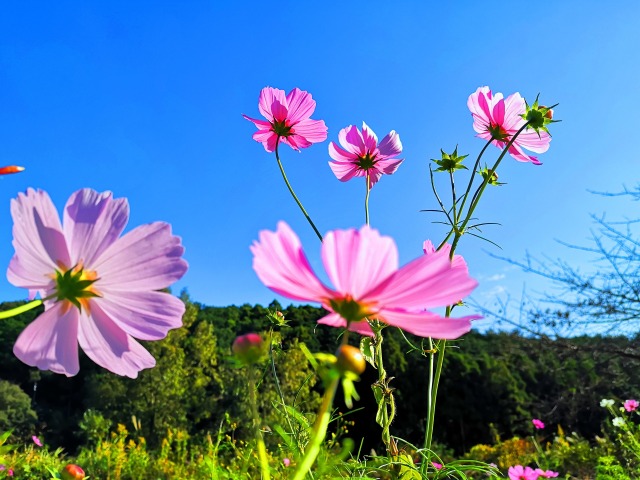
[341,374,360,409]
[522,94,559,135]
[433,146,469,173]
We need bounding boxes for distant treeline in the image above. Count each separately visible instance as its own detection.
[0,295,637,455]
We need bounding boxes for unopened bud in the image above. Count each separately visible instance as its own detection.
[61,464,86,480]
[0,165,24,175]
[232,333,265,365]
[335,345,366,375]
[539,105,553,119]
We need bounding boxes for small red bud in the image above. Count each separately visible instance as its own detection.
[61,464,86,480]
[0,165,24,175]
[232,333,265,364]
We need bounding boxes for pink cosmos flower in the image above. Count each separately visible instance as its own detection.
[532,418,545,429]
[251,222,479,337]
[432,461,443,470]
[534,469,559,478]
[328,122,403,188]
[243,87,327,152]
[468,86,551,165]
[32,435,42,447]
[508,465,538,480]
[624,399,639,412]
[7,188,188,378]
[283,458,291,467]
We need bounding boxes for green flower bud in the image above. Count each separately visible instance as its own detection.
[335,345,366,375]
[433,146,469,173]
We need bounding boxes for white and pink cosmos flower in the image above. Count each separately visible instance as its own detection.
[7,188,188,378]
[329,122,403,188]
[243,87,327,152]
[468,86,551,165]
[251,222,479,338]
[624,399,639,412]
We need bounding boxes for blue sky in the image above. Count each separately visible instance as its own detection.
[1,2,639,328]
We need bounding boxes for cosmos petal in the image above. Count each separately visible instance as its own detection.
[13,303,80,377]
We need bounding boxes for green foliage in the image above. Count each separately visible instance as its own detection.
[0,380,37,440]
[0,297,639,477]
[596,456,632,480]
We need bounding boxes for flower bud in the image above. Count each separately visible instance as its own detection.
[0,165,24,175]
[61,464,86,480]
[539,106,554,119]
[232,333,265,365]
[335,345,366,375]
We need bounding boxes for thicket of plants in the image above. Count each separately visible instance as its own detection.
[0,296,638,478]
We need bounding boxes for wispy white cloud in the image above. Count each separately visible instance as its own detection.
[481,285,507,298]
[485,273,506,282]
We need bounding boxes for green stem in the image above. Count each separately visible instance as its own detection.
[274,139,323,242]
[425,336,447,450]
[365,173,371,226]
[429,165,455,230]
[423,337,435,454]
[371,324,397,456]
[450,170,458,226]
[456,139,493,217]
[424,125,532,475]
[451,122,531,254]
[0,299,43,319]
[268,330,298,452]
[291,377,339,480]
[292,332,350,480]
[248,367,270,480]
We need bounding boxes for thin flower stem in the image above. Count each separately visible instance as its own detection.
[365,173,371,226]
[375,328,390,448]
[423,123,532,475]
[423,337,435,453]
[456,139,493,217]
[268,330,298,453]
[371,324,398,456]
[451,122,530,254]
[429,165,455,228]
[0,299,43,319]
[421,310,448,476]
[274,139,323,242]
[248,366,271,480]
[450,170,458,225]
[292,377,339,480]
[292,332,350,480]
